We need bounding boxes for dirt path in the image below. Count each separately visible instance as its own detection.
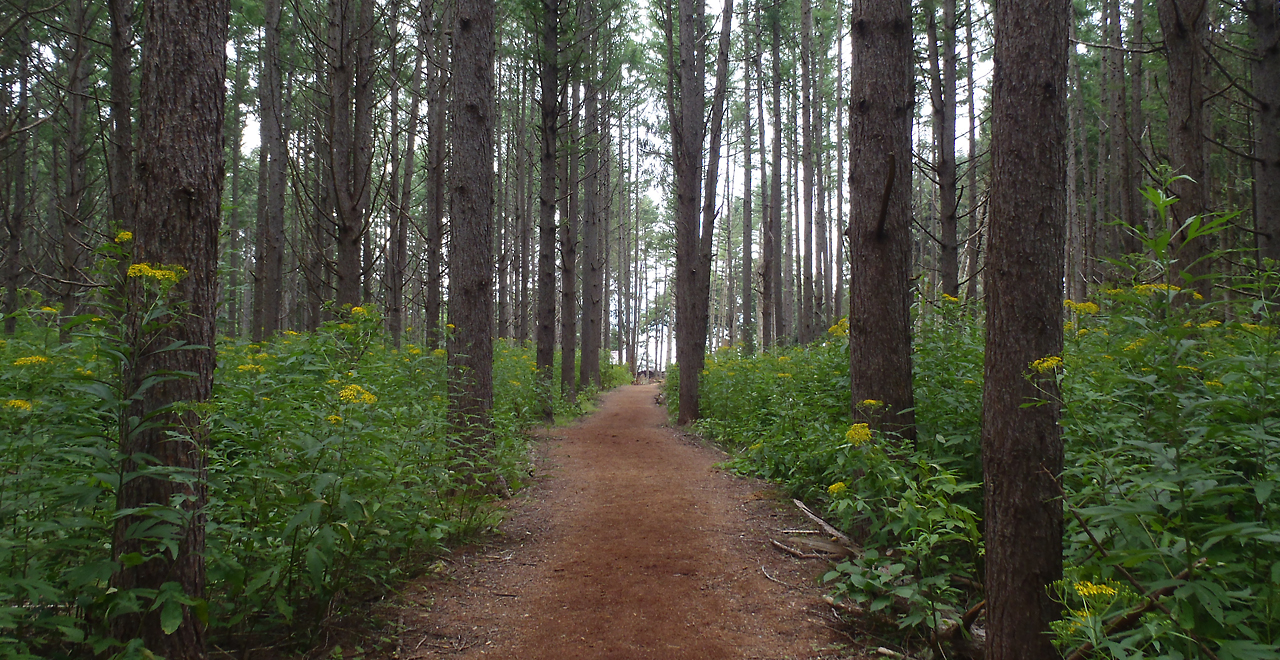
[389,384,857,659]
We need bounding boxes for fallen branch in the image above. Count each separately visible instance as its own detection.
[770,538,826,560]
[792,499,860,553]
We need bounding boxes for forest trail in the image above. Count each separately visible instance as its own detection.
[390,383,854,659]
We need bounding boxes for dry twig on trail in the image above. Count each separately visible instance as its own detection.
[792,499,859,553]
[770,538,827,559]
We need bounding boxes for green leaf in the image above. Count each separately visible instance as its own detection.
[160,600,183,635]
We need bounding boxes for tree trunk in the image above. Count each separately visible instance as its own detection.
[1158,0,1212,299]
[560,82,579,402]
[929,0,959,297]
[425,3,449,347]
[110,0,227,652]
[982,0,1068,656]
[847,0,916,441]
[536,0,561,420]
[1249,0,1280,264]
[741,28,756,355]
[59,0,91,337]
[108,0,135,236]
[770,12,785,347]
[581,74,604,389]
[388,1,426,348]
[257,0,286,338]
[799,0,815,344]
[670,0,706,424]
[447,0,496,432]
[4,19,29,337]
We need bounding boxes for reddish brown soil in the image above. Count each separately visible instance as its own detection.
[385,384,866,659]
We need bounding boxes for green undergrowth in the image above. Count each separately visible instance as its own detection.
[0,284,619,657]
[692,273,1280,659]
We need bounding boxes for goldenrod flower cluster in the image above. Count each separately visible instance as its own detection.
[1031,355,1064,373]
[127,263,187,283]
[1063,300,1100,315]
[941,293,960,303]
[114,231,133,243]
[339,384,377,404]
[1199,320,1221,329]
[350,306,368,316]
[859,399,885,409]
[13,356,49,366]
[326,415,343,425]
[1072,581,1118,599]
[433,348,447,358]
[1134,283,1181,296]
[828,317,849,337]
[846,423,872,447]
[827,481,848,496]
[4,399,33,411]
[1123,337,1148,352]
[39,306,57,313]
[237,364,265,373]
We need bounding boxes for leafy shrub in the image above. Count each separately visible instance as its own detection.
[698,273,1280,658]
[0,289,577,657]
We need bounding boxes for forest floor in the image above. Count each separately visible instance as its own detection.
[364,383,872,660]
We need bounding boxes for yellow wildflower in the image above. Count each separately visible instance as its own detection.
[13,356,49,366]
[1073,581,1118,599]
[1123,337,1147,352]
[858,399,885,409]
[941,293,959,303]
[114,231,133,243]
[828,317,849,337]
[39,306,57,313]
[4,399,33,411]
[75,368,93,377]
[339,384,377,404]
[776,372,791,378]
[1134,283,1181,296]
[963,379,977,385]
[284,330,300,335]
[1205,380,1224,388]
[446,323,455,330]
[326,379,340,385]
[351,306,368,316]
[237,364,265,373]
[326,415,343,425]
[1177,365,1200,372]
[845,423,872,447]
[827,482,848,496]
[1075,302,1099,314]
[749,442,763,451]
[1030,356,1063,373]
[509,380,521,386]
[1198,320,1221,329]
[433,348,447,358]
[127,263,187,283]
[339,323,355,330]
[408,347,422,355]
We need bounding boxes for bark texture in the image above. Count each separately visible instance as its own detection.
[447,0,496,431]
[847,0,915,440]
[982,0,1069,657]
[110,0,227,652]
[1249,0,1280,264]
[536,0,560,420]
[1158,0,1211,298]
